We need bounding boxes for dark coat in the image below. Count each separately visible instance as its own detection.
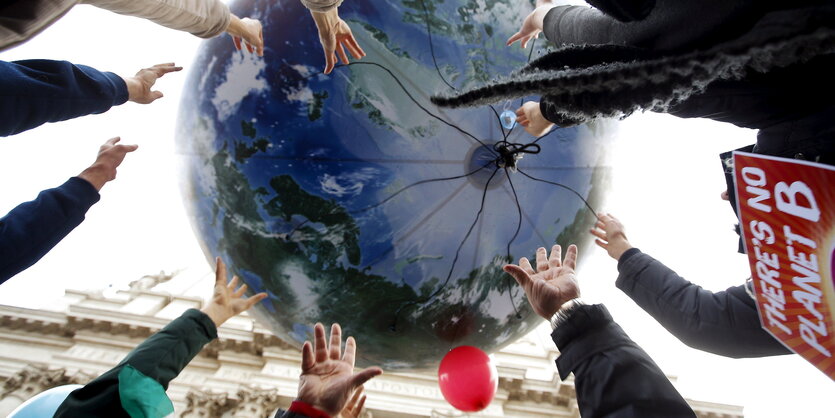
[0,59,128,137]
[54,309,219,417]
[552,303,695,417]
[0,177,99,284]
[616,248,792,358]
[430,1,835,131]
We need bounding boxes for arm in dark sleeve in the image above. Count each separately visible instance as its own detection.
[553,303,694,418]
[616,248,792,358]
[0,59,129,137]
[54,309,218,417]
[0,177,100,284]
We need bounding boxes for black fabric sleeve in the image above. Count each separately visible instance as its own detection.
[54,309,218,417]
[541,1,759,52]
[0,59,129,137]
[616,250,792,358]
[552,303,695,418]
[0,177,100,284]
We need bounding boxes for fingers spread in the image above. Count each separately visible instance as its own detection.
[590,228,606,240]
[227,275,239,292]
[535,247,548,271]
[519,257,535,275]
[503,264,533,289]
[564,244,578,270]
[324,50,336,74]
[347,36,365,58]
[301,341,315,370]
[245,292,268,309]
[233,282,248,298]
[506,32,523,46]
[594,238,608,249]
[314,323,328,363]
[215,257,226,285]
[233,36,242,51]
[343,336,356,366]
[350,367,383,388]
[336,43,350,65]
[549,244,562,269]
[329,323,342,360]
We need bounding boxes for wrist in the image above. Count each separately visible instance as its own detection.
[77,164,108,191]
[533,5,554,30]
[311,8,339,29]
[200,305,229,328]
[123,76,142,103]
[612,242,633,261]
[226,14,242,36]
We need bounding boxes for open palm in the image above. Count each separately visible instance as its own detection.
[297,323,382,415]
[503,244,579,319]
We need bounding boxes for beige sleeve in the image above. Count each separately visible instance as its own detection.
[300,0,343,13]
[81,0,231,38]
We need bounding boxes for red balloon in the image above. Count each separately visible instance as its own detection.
[438,346,498,412]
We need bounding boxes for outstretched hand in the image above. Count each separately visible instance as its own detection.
[228,16,264,56]
[507,1,571,48]
[297,323,382,416]
[504,244,579,319]
[77,137,138,191]
[590,213,633,261]
[339,386,367,418]
[516,101,555,137]
[201,257,268,327]
[124,63,182,104]
[311,9,366,74]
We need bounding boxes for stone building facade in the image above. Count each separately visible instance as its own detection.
[0,271,745,417]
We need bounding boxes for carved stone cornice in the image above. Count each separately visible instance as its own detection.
[181,388,238,417]
[2,364,94,399]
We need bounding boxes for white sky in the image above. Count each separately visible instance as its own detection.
[0,4,831,417]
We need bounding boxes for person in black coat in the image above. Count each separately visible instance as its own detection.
[590,213,792,358]
[54,257,382,417]
[503,243,695,417]
[0,137,137,284]
[432,0,835,168]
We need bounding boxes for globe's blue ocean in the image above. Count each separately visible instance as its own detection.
[177,0,614,369]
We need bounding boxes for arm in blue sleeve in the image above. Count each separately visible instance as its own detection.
[616,249,792,358]
[0,177,100,284]
[0,59,129,137]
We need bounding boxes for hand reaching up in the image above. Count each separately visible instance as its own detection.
[311,9,366,74]
[503,244,580,319]
[201,257,268,327]
[124,63,182,104]
[77,137,138,191]
[516,101,555,137]
[297,323,382,415]
[227,16,264,56]
[590,213,633,261]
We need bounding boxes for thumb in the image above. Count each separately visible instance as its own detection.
[350,367,382,388]
[151,91,164,101]
[503,264,532,289]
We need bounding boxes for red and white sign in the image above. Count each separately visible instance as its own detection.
[734,151,835,380]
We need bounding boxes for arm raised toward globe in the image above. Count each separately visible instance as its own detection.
[302,1,366,74]
[503,244,695,417]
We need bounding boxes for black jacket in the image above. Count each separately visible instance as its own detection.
[616,248,792,358]
[552,303,695,417]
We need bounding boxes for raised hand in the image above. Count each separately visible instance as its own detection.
[311,9,366,74]
[124,63,182,104]
[590,213,633,261]
[516,101,555,137]
[201,257,268,327]
[339,386,367,418]
[507,1,571,49]
[77,137,138,191]
[228,16,264,56]
[503,244,580,319]
[297,323,382,415]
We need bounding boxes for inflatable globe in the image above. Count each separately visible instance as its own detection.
[176,0,614,369]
